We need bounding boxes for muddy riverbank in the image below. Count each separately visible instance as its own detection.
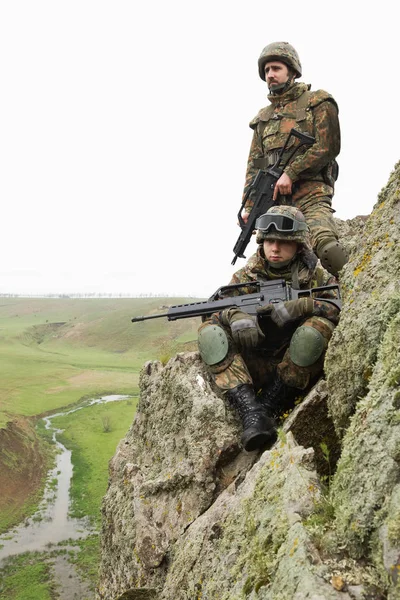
[0,394,133,597]
[0,417,49,532]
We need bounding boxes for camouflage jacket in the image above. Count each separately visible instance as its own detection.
[243,82,340,209]
[222,245,340,351]
[229,244,332,290]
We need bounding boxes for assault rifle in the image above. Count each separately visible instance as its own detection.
[131,280,341,323]
[232,128,315,265]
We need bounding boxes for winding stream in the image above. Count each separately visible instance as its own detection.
[0,394,131,563]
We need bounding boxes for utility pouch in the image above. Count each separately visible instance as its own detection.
[322,160,339,188]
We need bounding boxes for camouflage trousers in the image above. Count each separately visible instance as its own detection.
[284,180,339,253]
[198,313,335,394]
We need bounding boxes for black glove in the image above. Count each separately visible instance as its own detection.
[222,308,263,350]
[257,298,314,328]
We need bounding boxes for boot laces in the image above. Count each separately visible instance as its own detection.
[231,387,265,427]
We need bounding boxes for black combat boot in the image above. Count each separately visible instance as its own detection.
[227,384,277,452]
[257,374,298,419]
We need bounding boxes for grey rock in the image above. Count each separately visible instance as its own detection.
[116,591,157,600]
[326,163,400,582]
[97,356,352,599]
[97,353,257,599]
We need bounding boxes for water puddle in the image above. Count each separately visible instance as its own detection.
[52,549,95,600]
[0,394,131,563]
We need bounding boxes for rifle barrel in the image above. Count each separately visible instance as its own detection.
[131,313,168,323]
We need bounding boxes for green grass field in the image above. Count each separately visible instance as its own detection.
[0,296,200,597]
[52,397,138,525]
[0,297,199,427]
[0,553,55,600]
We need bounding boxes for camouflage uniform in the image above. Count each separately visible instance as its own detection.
[243,42,347,276]
[198,245,338,394]
[199,205,340,451]
[244,82,340,249]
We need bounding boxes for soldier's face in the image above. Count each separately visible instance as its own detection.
[263,239,298,264]
[264,61,290,88]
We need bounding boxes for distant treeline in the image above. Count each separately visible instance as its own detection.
[0,292,196,299]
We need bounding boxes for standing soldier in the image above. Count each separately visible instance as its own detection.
[198,205,340,452]
[242,41,348,277]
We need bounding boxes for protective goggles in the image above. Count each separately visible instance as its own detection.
[255,213,308,233]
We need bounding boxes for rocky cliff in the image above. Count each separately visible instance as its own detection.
[97,162,400,600]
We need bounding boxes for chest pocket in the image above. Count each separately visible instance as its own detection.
[293,106,314,137]
[260,114,299,152]
[258,91,313,154]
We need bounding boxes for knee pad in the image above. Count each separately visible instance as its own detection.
[289,325,325,367]
[198,324,229,366]
[317,240,349,277]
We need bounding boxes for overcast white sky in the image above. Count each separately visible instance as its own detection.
[0,1,398,297]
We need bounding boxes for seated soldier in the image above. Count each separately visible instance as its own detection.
[198,205,340,452]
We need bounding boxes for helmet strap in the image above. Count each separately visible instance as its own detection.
[268,74,296,96]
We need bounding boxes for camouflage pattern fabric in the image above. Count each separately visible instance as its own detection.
[291,189,339,251]
[243,82,340,251]
[198,251,339,393]
[200,312,335,392]
[229,244,334,290]
[255,205,309,245]
[258,41,302,79]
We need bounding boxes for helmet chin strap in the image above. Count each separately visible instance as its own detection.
[268,76,295,96]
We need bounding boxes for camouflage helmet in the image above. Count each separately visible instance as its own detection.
[255,205,310,246]
[258,42,302,81]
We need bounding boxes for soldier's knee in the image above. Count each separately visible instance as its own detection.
[316,239,349,277]
[289,317,335,367]
[289,325,325,367]
[279,319,335,389]
[198,324,229,366]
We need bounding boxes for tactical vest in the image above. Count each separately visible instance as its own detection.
[250,89,339,187]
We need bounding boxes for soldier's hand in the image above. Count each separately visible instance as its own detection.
[255,304,273,317]
[223,308,263,350]
[259,298,314,327]
[241,211,249,225]
[273,172,293,201]
[237,211,257,236]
